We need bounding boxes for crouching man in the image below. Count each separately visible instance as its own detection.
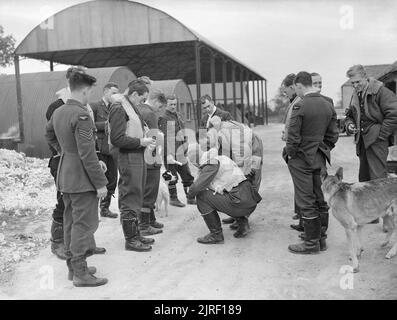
[186,144,262,244]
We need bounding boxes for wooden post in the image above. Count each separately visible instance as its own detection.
[210,52,216,103]
[14,55,24,143]
[240,69,244,124]
[195,42,202,127]
[264,79,268,125]
[222,58,227,110]
[232,63,237,119]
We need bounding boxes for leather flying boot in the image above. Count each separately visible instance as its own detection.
[169,185,185,207]
[233,217,250,238]
[197,211,224,244]
[50,220,67,260]
[139,210,163,236]
[222,217,235,224]
[71,258,108,287]
[288,216,321,254]
[298,232,326,251]
[122,219,152,252]
[136,222,155,245]
[149,209,164,229]
[319,211,329,252]
[184,186,197,205]
[100,194,118,218]
[230,220,239,230]
[67,258,97,281]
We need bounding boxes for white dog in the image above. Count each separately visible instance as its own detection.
[155,169,177,217]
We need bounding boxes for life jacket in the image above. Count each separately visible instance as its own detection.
[217,121,253,175]
[200,148,246,193]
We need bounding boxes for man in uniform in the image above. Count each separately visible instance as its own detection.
[285,71,339,254]
[345,64,397,225]
[91,82,120,219]
[45,71,108,287]
[158,94,196,207]
[199,94,233,129]
[109,79,156,252]
[46,67,105,260]
[280,74,303,231]
[136,89,167,236]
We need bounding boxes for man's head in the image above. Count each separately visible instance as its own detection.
[200,94,215,115]
[126,79,149,105]
[281,74,296,100]
[165,94,178,114]
[346,64,368,93]
[68,70,97,105]
[66,66,86,87]
[103,82,119,104]
[294,71,313,97]
[147,89,167,112]
[311,72,322,93]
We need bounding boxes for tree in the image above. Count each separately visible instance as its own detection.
[0,25,16,68]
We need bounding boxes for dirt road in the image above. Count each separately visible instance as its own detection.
[1,124,397,300]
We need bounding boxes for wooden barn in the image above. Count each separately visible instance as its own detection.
[7,0,267,150]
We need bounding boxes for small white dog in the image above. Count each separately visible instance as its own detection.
[155,169,177,217]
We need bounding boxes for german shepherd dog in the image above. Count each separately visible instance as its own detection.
[321,167,397,272]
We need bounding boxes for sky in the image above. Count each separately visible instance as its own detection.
[1,0,397,103]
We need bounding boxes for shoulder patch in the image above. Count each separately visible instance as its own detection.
[79,115,89,121]
[292,105,301,110]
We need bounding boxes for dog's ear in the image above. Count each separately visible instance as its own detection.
[335,167,343,181]
[320,169,328,182]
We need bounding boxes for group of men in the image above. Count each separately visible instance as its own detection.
[44,67,264,287]
[281,65,397,255]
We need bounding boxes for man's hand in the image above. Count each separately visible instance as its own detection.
[140,137,155,147]
[97,186,107,199]
[99,160,107,173]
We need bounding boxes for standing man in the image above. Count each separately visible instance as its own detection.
[158,94,196,207]
[45,71,108,287]
[346,64,397,181]
[285,71,338,254]
[280,74,303,230]
[136,89,167,236]
[345,65,397,224]
[109,79,156,252]
[45,66,92,260]
[200,94,233,129]
[91,82,120,219]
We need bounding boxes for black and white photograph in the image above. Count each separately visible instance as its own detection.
[1,0,397,305]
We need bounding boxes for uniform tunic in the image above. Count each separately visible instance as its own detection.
[45,99,108,261]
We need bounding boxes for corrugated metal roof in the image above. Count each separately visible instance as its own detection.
[14,0,265,83]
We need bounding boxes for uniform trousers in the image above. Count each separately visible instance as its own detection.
[63,191,98,262]
[287,151,328,220]
[142,167,161,212]
[358,137,389,182]
[48,156,64,223]
[98,153,118,196]
[118,152,146,220]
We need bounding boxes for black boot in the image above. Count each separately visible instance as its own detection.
[233,217,250,238]
[169,185,185,207]
[222,217,235,224]
[122,219,152,252]
[184,186,197,205]
[50,220,67,260]
[71,258,108,287]
[67,258,97,281]
[139,211,163,236]
[100,194,118,218]
[149,209,164,229]
[197,211,224,244]
[319,211,329,252]
[288,216,321,254]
